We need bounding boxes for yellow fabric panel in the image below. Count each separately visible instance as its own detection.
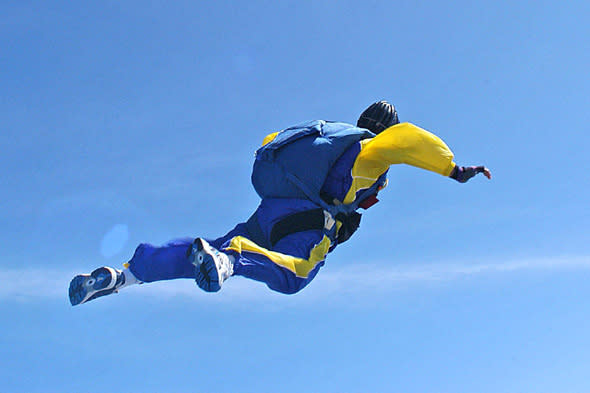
[262,132,279,146]
[359,122,456,175]
[226,235,332,278]
[343,122,456,204]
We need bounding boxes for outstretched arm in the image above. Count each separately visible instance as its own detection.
[449,165,492,183]
[355,122,491,184]
[357,122,457,176]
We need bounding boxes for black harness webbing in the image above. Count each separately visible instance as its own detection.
[245,208,326,249]
[270,208,325,246]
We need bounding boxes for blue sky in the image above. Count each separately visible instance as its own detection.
[1,1,589,392]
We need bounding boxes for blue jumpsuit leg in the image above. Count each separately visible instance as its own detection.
[218,198,330,294]
[223,230,326,294]
[126,200,331,294]
[126,238,194,282]
[126,223,250,283]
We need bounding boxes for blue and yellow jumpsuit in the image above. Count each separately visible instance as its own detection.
[126,122,456,294]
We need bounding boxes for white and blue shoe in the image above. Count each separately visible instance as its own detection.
[189,238,234,292]
[69,267,125,306]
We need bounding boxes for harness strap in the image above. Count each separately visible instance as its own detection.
[244,173,387,248]
[245,214,271,250]
[246,208,336,249]
[270,208,326,246]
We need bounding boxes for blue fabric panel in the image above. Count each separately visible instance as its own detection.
[127,238,195,282]
[321,142,361,202]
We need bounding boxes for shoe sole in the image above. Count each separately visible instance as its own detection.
[69,267,117,306]
[192,238,221,292]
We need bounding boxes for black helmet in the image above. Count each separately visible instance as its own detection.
[357,100,399,134]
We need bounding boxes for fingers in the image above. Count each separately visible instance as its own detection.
[474,166,492,180]
[452,165,492,183]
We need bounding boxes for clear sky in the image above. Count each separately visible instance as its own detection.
[2,1,589,392]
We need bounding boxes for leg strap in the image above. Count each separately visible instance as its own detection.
[246,208,335,249]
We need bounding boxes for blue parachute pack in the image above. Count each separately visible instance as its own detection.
[251,120,379,217]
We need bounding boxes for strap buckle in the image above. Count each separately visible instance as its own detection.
[323,210,335,231]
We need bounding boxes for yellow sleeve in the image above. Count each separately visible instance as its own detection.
[356,122,456,177]
[262,131,279,146]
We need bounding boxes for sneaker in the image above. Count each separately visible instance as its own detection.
[189,238,233,292]
[69,267,125,306]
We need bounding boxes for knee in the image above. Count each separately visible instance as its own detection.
[267,276,310,295]
[273,286,302,295]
